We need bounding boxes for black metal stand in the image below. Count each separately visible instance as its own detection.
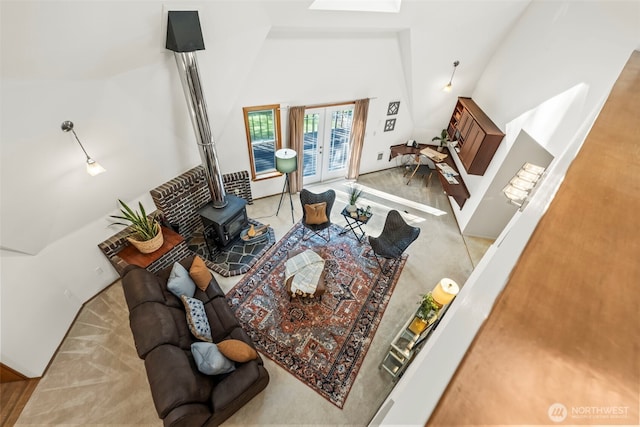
[339,206,372,242]
[276,173,295,223]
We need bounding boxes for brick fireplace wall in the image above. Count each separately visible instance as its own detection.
[150,166,253,240]
[98,167,253,275]
[223,170,254,204]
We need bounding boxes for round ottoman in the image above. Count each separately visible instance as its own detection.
[285,249,327,301]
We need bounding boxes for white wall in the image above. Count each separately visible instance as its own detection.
[1,0,529,376]
[464,130,554,238]
[374,1,640,425]
[228,30,415,198]
[450,0,639,235]
[459,83,587,238]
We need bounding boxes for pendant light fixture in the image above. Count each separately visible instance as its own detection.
[61,121,106,176]
[443,60,460,92]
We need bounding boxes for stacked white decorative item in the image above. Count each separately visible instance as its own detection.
[503,162,546,208]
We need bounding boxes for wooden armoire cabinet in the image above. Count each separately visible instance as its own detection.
[447,97,505,175]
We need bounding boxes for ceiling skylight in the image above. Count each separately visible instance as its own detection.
[309,0,401,13]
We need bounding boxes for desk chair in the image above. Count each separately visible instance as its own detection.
[403,154,434,186]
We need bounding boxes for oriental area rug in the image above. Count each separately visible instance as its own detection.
[226,222,407,408]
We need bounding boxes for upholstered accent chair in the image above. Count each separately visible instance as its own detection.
[368,210,420,272]
[299,188,336,242]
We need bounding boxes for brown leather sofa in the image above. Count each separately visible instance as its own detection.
[121,255,269,426]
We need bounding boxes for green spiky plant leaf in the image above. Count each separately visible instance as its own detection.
[110,199,160,241]
[431,129,451,147]
[348,185,362,205]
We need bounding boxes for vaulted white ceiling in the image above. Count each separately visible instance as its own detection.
[0,0,532,254]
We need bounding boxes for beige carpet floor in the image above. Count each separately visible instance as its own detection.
[17,167,492,426]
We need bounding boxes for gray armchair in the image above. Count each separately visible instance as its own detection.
[300,188,336,242]
[368,210,420,272]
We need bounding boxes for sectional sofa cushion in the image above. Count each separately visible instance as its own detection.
[121,255,269,426]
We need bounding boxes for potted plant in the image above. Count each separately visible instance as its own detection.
[408,293,441,335]
[431,129,451,152]
[347,185,362,213]
[110,199,164,253]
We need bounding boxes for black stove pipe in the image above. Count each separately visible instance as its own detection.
[166,11,227,208]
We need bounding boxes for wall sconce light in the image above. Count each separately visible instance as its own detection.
[503,162,546,209]
[61,121,106,176]
[275,148,297,223]
[443,60,460,92]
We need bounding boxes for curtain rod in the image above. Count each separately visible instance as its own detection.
[278,97,377,110]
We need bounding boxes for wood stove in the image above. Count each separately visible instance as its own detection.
[198,194,247,247]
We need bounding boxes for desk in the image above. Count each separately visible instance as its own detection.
[390,143,433,185]
[389,143,470,209]
[434,149,470,209]
[339,207,372,242]
[117,226,189,273]
[389,142,430,161]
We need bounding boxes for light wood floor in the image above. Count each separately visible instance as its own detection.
[0,378,39,427]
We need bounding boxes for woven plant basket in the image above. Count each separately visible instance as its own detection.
[127,225,164,254]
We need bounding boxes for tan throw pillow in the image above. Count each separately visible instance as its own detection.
[217,339,258,362]
[190,256,212,292]
[304,202,328,225]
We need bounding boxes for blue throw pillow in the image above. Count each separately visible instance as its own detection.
[167,262,196,298]
[181,295,212,342]
[191,342,235,375]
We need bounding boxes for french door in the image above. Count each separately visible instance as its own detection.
[302,105,354,184]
